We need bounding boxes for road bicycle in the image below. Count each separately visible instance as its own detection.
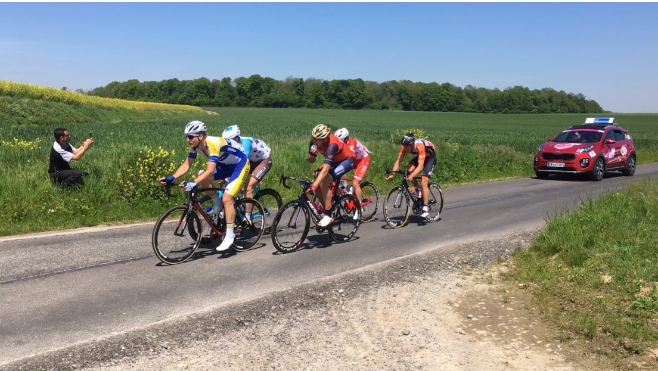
[270,175,361,253]
[383,169,444,228]
[336,175,379,222]
[151,184,265,265]
[199,182,283,234]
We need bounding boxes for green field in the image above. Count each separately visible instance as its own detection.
[1,108,657,236]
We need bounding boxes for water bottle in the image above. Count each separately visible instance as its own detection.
[339,179,348,194]
[313,202,325,213]
[409,186,417,198]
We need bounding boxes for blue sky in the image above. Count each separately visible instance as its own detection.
[1,2,657,113]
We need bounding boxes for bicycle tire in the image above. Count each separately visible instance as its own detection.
[425,183,444,222]
[358,181,379,222]
[232,198,266,252]
[383,186,411,229]
[270,200,310,253]
[152,205,202,265]
[255,188,283,217]
[328,193,362,243]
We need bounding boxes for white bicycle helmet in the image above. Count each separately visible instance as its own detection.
[184,120,207,135]
[311,124,330,140]
[222,125,241,140]
[335,128,349,141]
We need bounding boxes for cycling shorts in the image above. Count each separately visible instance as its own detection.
[353,156,370,182]
[329,157,353,181]
[409,153,436,178]
[249,157,272,182]
[214,162,250,197]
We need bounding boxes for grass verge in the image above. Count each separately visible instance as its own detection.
[504,176,658,365]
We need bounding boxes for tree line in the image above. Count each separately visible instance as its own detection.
[87,75,605,114]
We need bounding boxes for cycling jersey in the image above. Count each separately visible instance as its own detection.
[309,134,355,165]
[188,136,246,165]
[240,137,271,162]
[399,138,435,163]
[188,136,249,197]
[346,138,370,160]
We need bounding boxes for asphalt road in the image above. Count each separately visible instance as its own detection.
[2,163,658,366]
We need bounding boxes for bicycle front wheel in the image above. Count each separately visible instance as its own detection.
[425,183,444,222]
[271,200,310,253]
[358,181,379,222]
[383,186,411,228]
[328,194,361,243]
[152,205,201,265]
[232,198,265,252]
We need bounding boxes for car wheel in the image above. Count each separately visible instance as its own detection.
[589,157,605,181]
[622,154,636,176]
[535,171,549,179]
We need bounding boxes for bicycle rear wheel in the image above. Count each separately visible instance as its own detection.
[328,194,361,243]
[255,188,283,234]
[271,200,310,253]
[152,205,201,265]
[256,188,283,217]
[424,183,444,222]
[232,198,265,252]
[358,181,379,222]
[383,186,411,228]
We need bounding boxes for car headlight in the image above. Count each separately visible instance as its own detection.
[537,145,544,152]
[576,145,594,153]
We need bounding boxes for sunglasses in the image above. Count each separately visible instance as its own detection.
[186,134,199,140]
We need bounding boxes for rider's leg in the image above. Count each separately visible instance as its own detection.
[217,161,250,251]
[244,157,271,217]
[419,154,436,218]
[352,156,370,202]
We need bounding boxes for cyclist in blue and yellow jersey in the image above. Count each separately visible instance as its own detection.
[307,124,355,227]
[222,125,273,220]
[159,120,250,252]
[386,133,437,218]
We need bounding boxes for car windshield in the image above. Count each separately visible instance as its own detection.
[553,130,602,143]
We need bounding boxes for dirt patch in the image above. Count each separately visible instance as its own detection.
[85,268,610,371]
[6,228,646,371]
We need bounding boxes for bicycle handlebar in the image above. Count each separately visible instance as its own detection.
[385,169,408,176]
[161,182,224,200]
[279,174,313,190]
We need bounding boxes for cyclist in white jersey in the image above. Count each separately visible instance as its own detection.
[160,120,250,252]
[222,125,273,220]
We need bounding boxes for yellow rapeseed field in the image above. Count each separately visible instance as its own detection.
[0,80,202,112]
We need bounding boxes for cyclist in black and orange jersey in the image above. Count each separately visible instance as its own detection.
[307,124,356,227]
[386,133,437,218]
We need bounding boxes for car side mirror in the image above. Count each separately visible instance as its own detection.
[548,138,553,142]
[604,138,616,144]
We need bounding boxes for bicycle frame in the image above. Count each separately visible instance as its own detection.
[165,184,226,239]
[279,175,355,228]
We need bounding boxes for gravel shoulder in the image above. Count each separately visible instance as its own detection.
[4,228,619,371]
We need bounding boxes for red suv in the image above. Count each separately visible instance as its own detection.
[534,117,636,181]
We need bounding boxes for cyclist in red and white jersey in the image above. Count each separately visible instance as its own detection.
[386,133,437,218]
[334,128,371,206]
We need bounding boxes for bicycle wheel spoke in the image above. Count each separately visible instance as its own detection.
[271,201,310,253]
[383,186,410,228]
[152,206,201,265]
[232,198,265,252]
[424,183,444,222]
[358,181,379,222]
[328,194,361,243]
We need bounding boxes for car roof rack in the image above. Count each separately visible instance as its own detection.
[584,117,618,126]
